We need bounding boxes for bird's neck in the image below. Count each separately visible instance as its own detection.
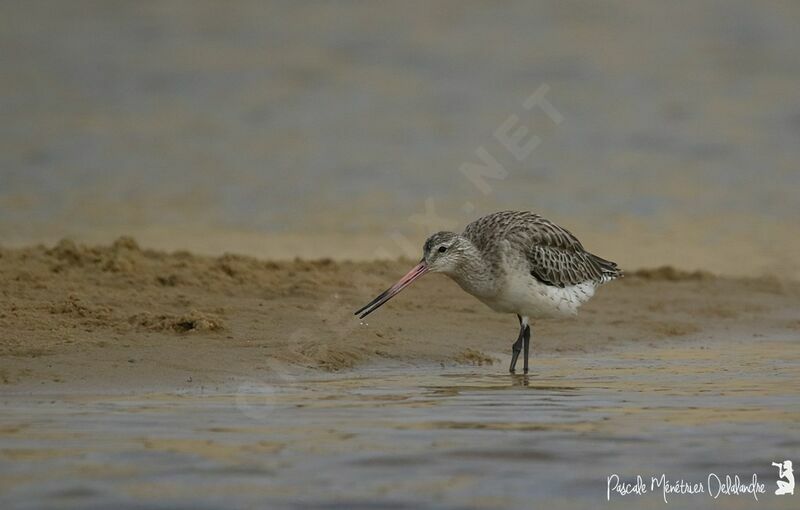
[445,239,499,298]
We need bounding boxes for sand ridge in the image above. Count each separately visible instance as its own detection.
[1,238,799,391]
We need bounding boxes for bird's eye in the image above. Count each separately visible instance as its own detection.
[438,246,447,253]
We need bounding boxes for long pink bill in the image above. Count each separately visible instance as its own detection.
[354,261,428,319]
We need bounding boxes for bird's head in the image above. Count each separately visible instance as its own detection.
[422,231,465,274]
[354,231,469,319]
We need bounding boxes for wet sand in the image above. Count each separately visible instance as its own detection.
[1,338,798,509]
[1,239,799,508]
[1,238,799,391]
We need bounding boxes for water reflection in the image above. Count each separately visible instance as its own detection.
[1,337,797,508]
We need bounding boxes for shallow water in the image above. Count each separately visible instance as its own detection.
[1,337,798,509]
[1,1,800,276]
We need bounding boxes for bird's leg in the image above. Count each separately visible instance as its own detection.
[523,322,531,374]
[509,331,523,374]
[509,315,525,373]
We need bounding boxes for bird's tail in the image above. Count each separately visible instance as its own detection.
[591,254,623,283]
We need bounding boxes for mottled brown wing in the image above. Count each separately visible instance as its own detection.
[463,211,620,288]
[527,244,608,287]
[504,213,619,288]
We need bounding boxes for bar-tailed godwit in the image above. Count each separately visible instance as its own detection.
[355,211,622,373]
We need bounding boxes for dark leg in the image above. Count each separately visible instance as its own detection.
[523,323,531,374]
[509,315,525,373]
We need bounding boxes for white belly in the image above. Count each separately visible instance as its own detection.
[482,275,597,318]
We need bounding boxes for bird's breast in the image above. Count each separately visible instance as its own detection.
[448,270,500,303]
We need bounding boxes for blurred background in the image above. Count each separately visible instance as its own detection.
[1,0,798,277]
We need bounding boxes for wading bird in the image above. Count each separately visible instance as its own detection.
[355,211,622,373]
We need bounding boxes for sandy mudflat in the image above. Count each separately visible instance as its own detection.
[2,238,800,509]
[1,237,798,393]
